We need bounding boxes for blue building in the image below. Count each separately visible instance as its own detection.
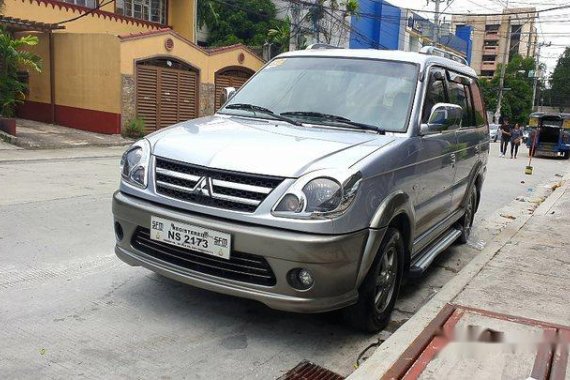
[349,0,473,64]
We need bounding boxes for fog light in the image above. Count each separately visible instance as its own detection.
[298,269,313,287]
[287,268,314,290]
[114,221,124,241]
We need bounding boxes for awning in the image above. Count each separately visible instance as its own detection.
[0,16,65,32]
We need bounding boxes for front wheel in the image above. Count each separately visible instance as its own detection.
[343,228,404,332]
[563,151,570,160]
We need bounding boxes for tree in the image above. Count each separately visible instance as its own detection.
[0,29,42,117]
[550,47,570,112]
[204,0,283,47]
[267,18,291,53]
[197,0,219,30]
[479,55,535,124]
[303,0,358,47]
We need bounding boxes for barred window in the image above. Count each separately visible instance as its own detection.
[119,0,167,25]
[62,0,96,8]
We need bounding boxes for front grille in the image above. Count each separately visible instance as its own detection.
[132,227,276,286]
[154,157,284,213]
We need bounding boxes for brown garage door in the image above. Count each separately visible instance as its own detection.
[215,68,254,111]
[136,60,198,133]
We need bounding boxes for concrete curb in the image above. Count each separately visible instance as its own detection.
[0,130,18,145]
[348,174,570,379]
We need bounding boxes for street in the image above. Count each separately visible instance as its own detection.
[0,142,568,379]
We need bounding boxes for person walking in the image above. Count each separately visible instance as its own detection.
[510,123,523,159]
[499,117,511,157]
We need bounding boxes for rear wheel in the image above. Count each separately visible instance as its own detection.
[457,186,477,244]
[563,151,570,160]
[344,228,404,332]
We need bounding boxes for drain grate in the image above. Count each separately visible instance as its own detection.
[279,361,345,380]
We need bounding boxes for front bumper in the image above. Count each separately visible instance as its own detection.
[112,191,374,313]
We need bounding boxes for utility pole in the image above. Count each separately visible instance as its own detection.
[532,41,551,111]
[427,0,450,45]
[495,2,511,123]
[290,0,301,51]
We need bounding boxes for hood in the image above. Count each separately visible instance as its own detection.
[148,115,396,177]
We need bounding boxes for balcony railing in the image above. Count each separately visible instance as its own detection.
[484,32,500,41]
[483,46,499,55]
[481,61,497,71]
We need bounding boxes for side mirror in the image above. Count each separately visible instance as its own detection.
[220,87,236,106]
[420,103,463,135]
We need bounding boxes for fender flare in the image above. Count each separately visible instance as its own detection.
[461,161,485,210]
[355,191,415,286]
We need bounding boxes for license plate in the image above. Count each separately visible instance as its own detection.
[540,151,560,157]
[150,216,231,260]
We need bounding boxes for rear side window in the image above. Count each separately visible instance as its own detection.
[422,69,447,123]
[470,81,488,126]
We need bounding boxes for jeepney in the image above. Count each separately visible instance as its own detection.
[527,112,570,159]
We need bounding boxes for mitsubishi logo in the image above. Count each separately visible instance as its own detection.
[192,177,212,197]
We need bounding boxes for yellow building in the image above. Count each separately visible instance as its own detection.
[1,0,264,134]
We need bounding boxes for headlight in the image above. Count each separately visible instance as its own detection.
[120,139,151,188]
[273,170,362,219]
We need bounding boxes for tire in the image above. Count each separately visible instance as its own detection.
[343,228,404,333]
[457,186,477,244]
[563,151,570,160]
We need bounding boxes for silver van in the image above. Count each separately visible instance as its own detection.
[113,47,489,332]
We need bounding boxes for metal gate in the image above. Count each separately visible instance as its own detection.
[136,59,198,133]
[214,68,254,111]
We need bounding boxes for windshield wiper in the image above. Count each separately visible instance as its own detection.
[224,103,302,126]
[280,111,385,134]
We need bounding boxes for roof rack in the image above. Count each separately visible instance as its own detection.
[419,46,468,66]
[305,43,341,50]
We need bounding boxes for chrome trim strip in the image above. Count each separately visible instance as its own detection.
[210,191,261,206]
[212,179,272,194]
[156,180,194,193]
[157,180,262,206]
[156,168,201,183]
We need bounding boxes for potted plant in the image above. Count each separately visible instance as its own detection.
[0,28,42,136]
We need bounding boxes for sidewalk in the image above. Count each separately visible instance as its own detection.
[350,174,570,379]
[0,119,132,149]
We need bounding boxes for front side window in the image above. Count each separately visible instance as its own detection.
[447,78,474,127]
[221,57,418,133]
[422,68,447,123]
[118,0,167,24]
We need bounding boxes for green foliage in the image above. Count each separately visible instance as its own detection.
[204,0,282,47]
[0,30,42,117]
[267,18,291,53]
[479,55,535,124]
[124,117,145,138]
[550,47,570,111]
[197,0,219,30]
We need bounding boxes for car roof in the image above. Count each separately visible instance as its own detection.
[278,49,478,78]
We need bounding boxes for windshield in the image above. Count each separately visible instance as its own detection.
[220,57,418,133]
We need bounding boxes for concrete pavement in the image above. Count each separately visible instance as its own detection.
[349,173,570,379]
[1,144,568,379]
[3,119,132,149]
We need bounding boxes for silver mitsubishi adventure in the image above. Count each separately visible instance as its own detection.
[113,46,489,332]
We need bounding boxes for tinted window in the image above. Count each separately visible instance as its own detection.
[447,79,474,127]
[222,57,418,132]
[470,81,487,126]
[422,69,447,123]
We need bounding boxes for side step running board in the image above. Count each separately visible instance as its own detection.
[409,228,462,277]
